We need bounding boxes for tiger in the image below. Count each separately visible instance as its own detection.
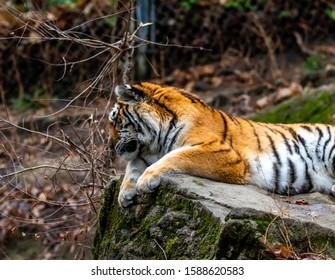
[108,82,335,207]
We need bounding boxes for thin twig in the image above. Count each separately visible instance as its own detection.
[0,117,70,147]
[154,239,168,260]
[1,164,91,179]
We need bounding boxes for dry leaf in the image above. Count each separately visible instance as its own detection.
[38,192,47,202]
[273,83,303,104]
[273,244,294,259]
[255,96,271,109]
[295,199,309,205]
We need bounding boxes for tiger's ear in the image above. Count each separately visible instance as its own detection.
[114,84,146,104]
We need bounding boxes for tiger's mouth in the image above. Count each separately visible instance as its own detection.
[115,138,139,156]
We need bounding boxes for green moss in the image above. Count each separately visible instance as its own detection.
[255,219,270,232]
[165,236,182,258]
[197,215,223,259]
[252,88,335,125]
[93,179,335,260]
[218,210,335,259]
[192,179,206,187]
[310,235,335,259]
[92,177,128,259]
[171,196,194,212]
[93,181,225,259]
[217,219,264,259]
[156,188,223,259]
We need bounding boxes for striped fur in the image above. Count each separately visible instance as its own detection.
[108,82,335,207]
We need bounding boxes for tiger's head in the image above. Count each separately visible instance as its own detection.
[108,83,169,161]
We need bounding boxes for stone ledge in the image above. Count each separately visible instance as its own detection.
[93,175,335,260]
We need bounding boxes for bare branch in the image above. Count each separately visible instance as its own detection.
[0,117,70,147]
[1,164,91,179]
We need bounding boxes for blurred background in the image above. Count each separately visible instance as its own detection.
[1,0,335,259]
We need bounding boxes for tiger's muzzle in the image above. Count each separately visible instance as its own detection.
[114,137,139,159]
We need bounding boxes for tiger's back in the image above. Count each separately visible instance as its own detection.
[109,82,335,207]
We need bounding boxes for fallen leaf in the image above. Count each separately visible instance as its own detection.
[273,243,295,259]
[273,83,303,104]
[295,199,309,205]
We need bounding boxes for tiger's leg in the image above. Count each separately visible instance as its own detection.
[118,158,147,207]
[136,145,248,194]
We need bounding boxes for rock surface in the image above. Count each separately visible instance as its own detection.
[93,175,335,260]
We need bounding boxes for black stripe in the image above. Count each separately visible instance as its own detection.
[263,130,283,193]
[226,114,241,126]
[289,159,297,185]
[301,161,313,193]
[139,156,149,167]
[133,110,156,138]
[192,140,217,147]
[129,108,157,140]
[219,112,228,143]
[277,130,293,155]
[266,133,282,166]
[228,136,233,147]
[280,125,298,141]
[316,127,324,159]
[300,125,313,132]
[157,124,162,152]
[286,126,301,154]
[259,122,280,135]
[233,117,242,126]
[211,148,232,154]
[293,142,300,153]
[274,163,281,194]
[287,159,297,195]
[123,108,144,134]
[180,90,208,106]
[297,134,316,171]
[163,119,176,147]
[329,144,335,161]
[322,126,332,163]
[166,125,184,152]
[155,100,178,125]
[191,142,205,146]
[245,120,262,151]
[296,144,314,192]
[156,92,172,104]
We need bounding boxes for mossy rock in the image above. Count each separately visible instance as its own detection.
[252,86,335,124]
[93,178,223,259]
[93,177,335,260]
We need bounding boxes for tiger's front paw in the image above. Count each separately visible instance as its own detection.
[118,187,137,208]
[136,169,162,194]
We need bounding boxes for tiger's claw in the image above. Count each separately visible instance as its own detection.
[136,170,161,194]
[118,188,137,208]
